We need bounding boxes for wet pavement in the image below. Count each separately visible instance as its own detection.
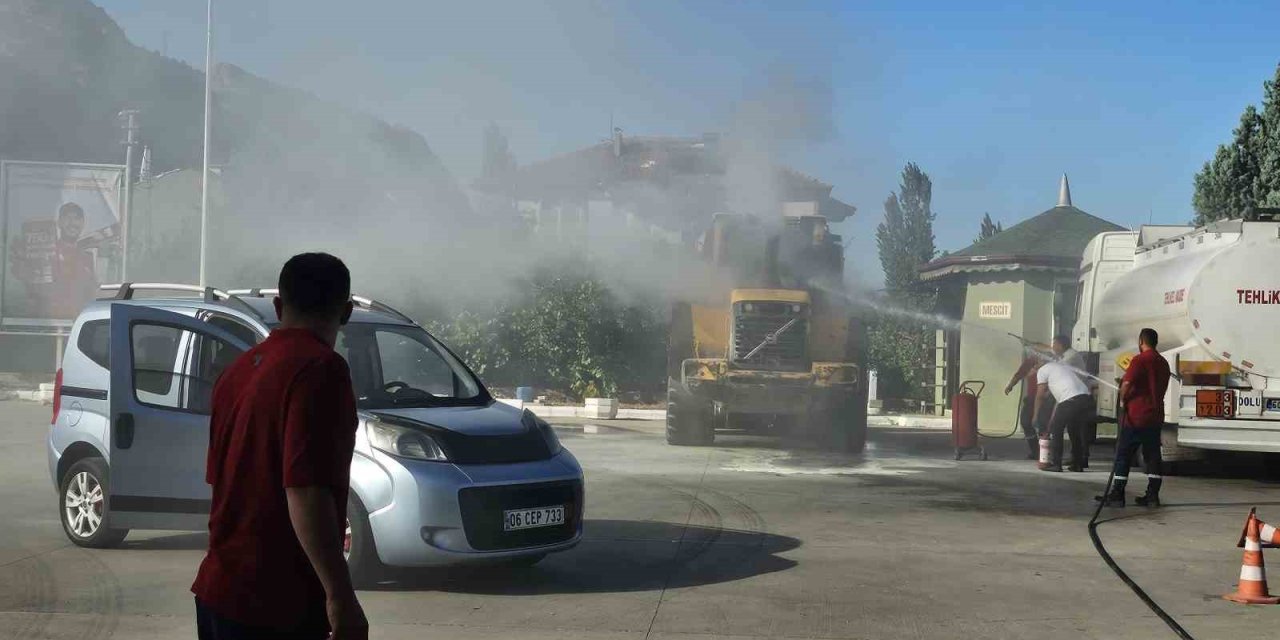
[3,400,1280,638]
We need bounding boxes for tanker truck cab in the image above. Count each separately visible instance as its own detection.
[1073,215,1280,457]
[1072,229,1138,424]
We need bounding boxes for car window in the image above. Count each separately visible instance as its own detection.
[131,322,244,414]
[76,319,110,369]
[335,324,484,409]
[375,329,470,398]
[206,312,262,346]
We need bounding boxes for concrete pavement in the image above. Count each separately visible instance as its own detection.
[3,399,1280,638]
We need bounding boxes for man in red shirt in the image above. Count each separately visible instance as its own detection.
[1004,344,1049,459]
[193,253,368,639]
[1097,328,1172,508]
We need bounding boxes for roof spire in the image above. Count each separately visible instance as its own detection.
[1058,173,1072,207]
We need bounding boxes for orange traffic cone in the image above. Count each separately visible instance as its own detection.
[1238,508,1280,549]
[1225,510,1280,604]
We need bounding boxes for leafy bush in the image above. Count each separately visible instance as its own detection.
[422,257,666,401]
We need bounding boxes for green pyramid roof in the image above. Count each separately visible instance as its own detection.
[920,194,1126,281]
[952,204,1125,260]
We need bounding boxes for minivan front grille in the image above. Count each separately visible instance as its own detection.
[458,480,582,551]
[731,302,808,371]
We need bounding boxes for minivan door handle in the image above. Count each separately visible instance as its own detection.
[115,413,135,449]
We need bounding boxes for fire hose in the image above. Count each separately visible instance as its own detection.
[1087,414,1195,640]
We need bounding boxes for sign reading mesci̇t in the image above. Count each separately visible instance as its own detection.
[978,301,1012,319]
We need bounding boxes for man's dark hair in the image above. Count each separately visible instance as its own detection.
[278,253,350,317]
[1053,335,1070,348]
[1139,328,1159,348]
[58,202,84,219]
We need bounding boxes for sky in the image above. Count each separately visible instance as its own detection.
[94,0,1280,283]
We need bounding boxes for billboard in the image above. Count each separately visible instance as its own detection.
[1,161,124,329]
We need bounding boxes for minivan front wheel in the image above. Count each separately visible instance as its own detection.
[60,457,128,548]
[345,495,385,588]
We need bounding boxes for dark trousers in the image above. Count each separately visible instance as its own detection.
[1048,395,1091,468]
[1019,396,1038,441]
[196,598,326,640]
[1024,394,1054,440]
[1112,425,1163,479]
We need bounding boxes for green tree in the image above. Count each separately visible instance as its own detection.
[1193,64,1280,224]
[870,162,938,402]
[975,212,1002,244]
[876,162,937,293]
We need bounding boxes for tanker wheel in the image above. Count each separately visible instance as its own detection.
[666,388,714,446]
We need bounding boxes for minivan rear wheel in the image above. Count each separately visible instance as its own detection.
[345,495,384,588]
[60,457,128,548]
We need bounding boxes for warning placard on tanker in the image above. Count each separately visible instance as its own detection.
[978,301,1012,319]
[1196,389,1235,419]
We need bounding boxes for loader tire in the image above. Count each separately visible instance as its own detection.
[666,388,713,446]
[823,397,867,453]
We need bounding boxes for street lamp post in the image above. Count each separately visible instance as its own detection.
[199,0,213,287]
[118,109,140,281]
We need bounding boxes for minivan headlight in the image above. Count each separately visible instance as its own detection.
[367,419,448,461]
[523,410,562,455]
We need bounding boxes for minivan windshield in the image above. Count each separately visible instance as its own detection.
[334,323,487,409]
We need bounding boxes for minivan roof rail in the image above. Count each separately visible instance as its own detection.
[100,283,265,321]
[227,289,417,325]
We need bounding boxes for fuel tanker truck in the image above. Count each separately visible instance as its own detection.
[665,213,868,451]
[1072,212,1280,457]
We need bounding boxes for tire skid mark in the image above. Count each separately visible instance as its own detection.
[2,553,56,640]
[75,549,122,640]
[654,481,778,597]
[660,485,723,564]
[697,485,767,540]
[0,546,123,640]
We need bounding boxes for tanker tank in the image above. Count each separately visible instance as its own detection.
[1093,220,1280,380]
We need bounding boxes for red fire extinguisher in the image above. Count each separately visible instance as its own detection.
[952,380,987,461]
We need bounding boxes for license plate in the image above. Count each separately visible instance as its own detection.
[503,505,565,531]
[1196,389,1236,418]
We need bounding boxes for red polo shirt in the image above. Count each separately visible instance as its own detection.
[192,328,357,632]
[1122,348,1171,429]
[1012,356,1040,399]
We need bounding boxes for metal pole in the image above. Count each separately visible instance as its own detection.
[199,0,213,288]
[119,110,139,281]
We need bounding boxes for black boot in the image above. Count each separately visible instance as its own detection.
[1026,438,1038,460]
[1094,480,1126,507]
[1135,477,1162,507]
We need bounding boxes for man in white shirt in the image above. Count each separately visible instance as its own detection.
[1035,359,1092,472]
[1053,335,1097,467]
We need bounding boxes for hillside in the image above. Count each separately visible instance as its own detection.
[0,0,485,291]
[0,0,470,213]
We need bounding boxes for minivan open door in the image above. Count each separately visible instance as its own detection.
[108,304,251,530]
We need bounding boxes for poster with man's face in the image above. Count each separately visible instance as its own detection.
[2,162,123,325]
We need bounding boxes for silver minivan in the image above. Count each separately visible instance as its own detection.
[48,284,583,582]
